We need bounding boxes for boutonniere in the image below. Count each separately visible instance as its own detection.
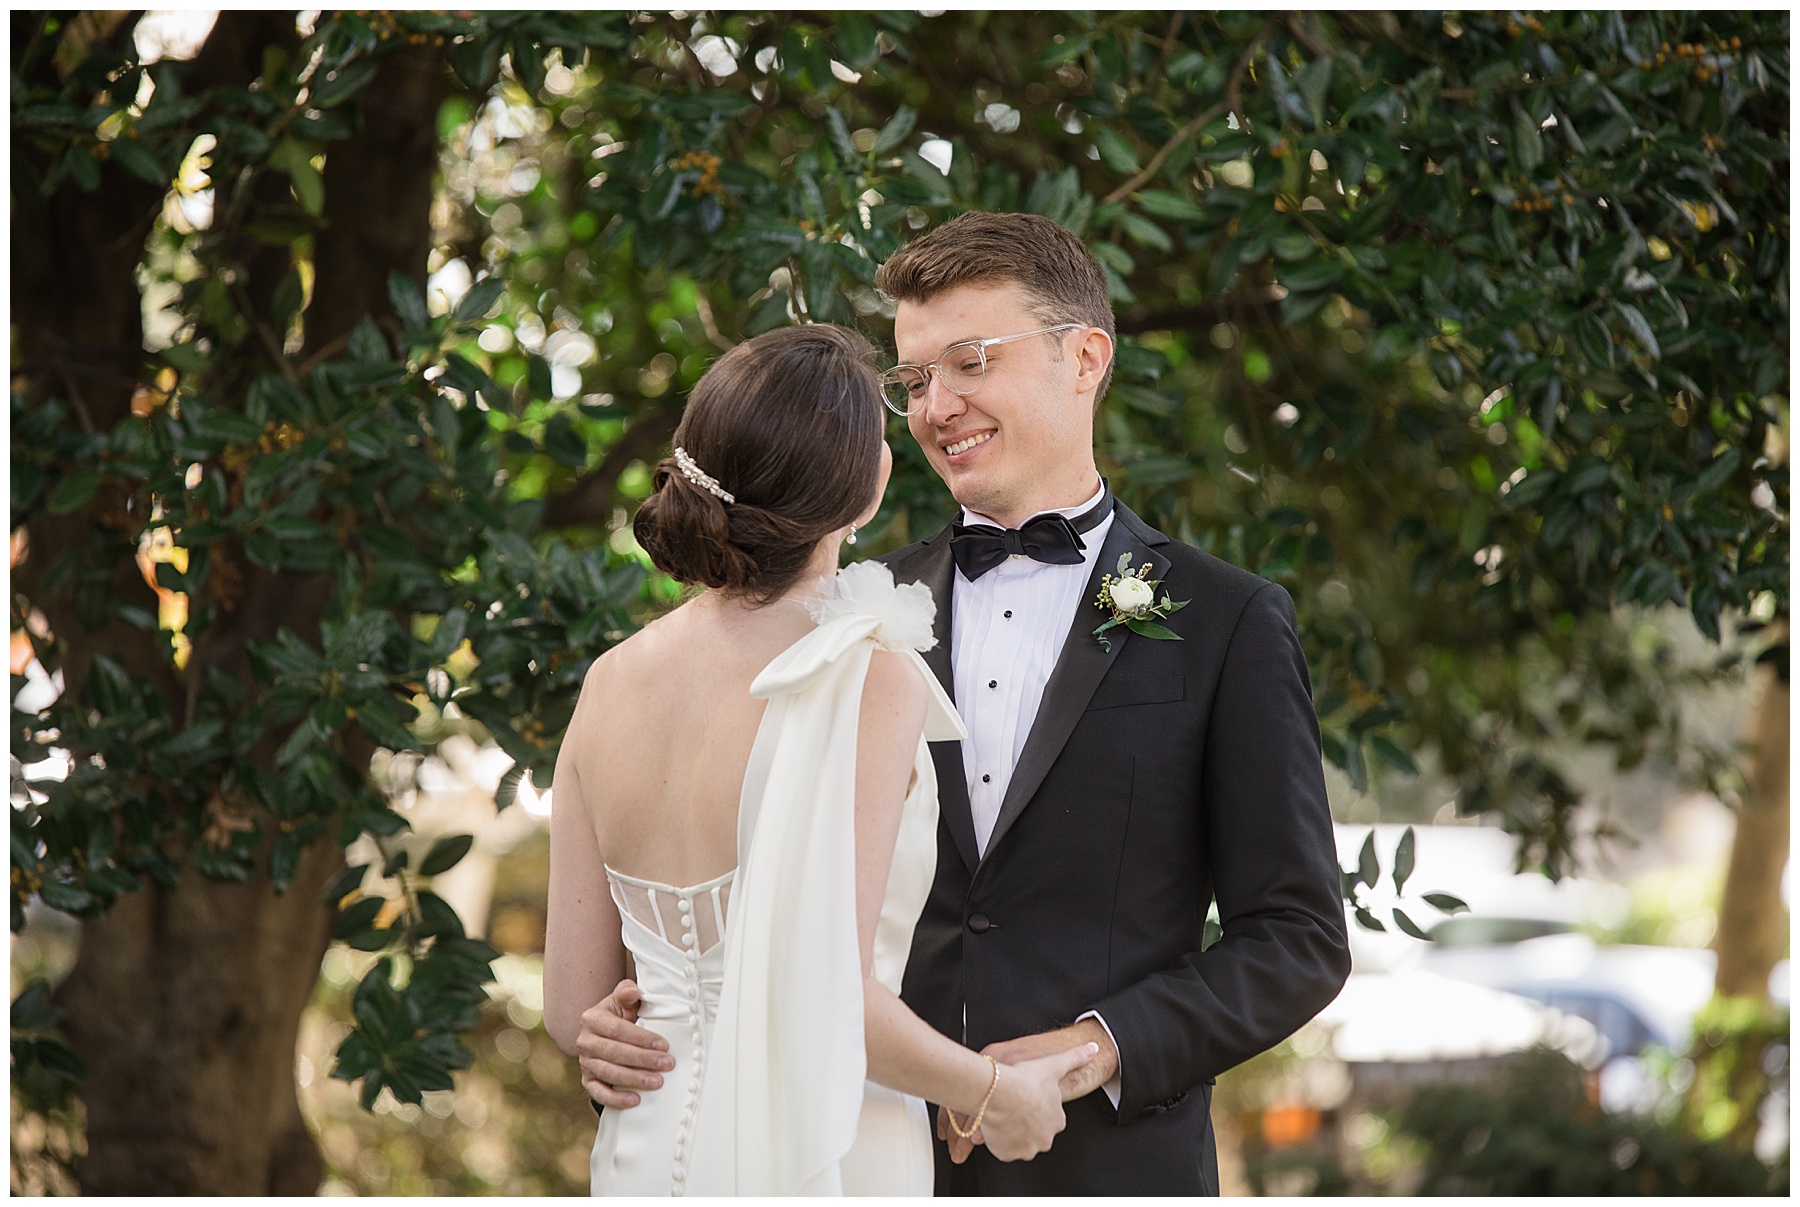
[1092,554,1189,651]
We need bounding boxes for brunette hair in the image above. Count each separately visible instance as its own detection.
[873,210,1117,404]
[633,324,884,604]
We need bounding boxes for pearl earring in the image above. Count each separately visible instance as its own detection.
[846,522,858,546]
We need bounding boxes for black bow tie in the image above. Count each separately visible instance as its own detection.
[950,489,1113,582]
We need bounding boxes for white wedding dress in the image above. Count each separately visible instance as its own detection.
[589,562,964,1196]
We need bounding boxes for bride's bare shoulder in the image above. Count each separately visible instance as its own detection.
[579,597,700,692]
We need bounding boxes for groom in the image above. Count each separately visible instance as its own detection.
[573,212,1350,1195]
[869,211,1349,1195]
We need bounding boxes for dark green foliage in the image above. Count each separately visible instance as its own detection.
[1395,1050,1787,1195]
[11,11,640,1113]
[540,10,1783,876]
[10,978,86,1100]
[1336,825,1468,934]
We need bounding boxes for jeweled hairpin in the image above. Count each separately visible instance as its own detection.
[672,445,735,504]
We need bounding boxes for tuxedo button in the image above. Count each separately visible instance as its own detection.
[1140,1091,1185,1117]
[988,679,997,689]
[981,774,990,783]
[1004,610,1013,618]
[967,913,991,934]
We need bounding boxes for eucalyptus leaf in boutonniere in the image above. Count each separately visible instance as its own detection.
[1092,553,1189,651]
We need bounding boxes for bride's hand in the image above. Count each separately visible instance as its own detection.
[964,1042,1098,1162]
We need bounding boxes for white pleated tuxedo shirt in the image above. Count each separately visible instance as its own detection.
[950,480,1113,855]
[949,480,1125,1107]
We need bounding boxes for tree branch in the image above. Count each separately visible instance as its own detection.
[1148,12,1184,93]
[691,290,735,352]
[1281,11,1331,61]
[538,409,681,529]
[295,331,351,377]
[1101,22,1270,206]
[658,14,709,85]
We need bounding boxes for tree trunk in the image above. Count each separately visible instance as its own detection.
[14,15,452,1192]
[55,839,344,1193]
[305,43,448,358]
[1713,645,1790,1000]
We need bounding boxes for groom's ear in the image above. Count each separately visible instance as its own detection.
[1077,329,1115,412]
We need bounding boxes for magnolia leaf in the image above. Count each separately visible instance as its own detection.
[46,472,102,515]
[872,104,917,153]
[1392,825,1416,894]
[1370,735,1420,774]
[1095,126,1141,173]
[419,833,474,877]
[271,139,324,216]
[1423,892,1470,915]
[454,276,506,325]
[11,980,62,1031]
[387,271,431,331]
[414,890,466,940]
[323,864,368,906]
[825,106,857,160]
[1391,907,1432,940]
[332,895,383,939]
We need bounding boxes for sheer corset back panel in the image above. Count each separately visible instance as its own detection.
[593,865,735,1196]
[603,864,734,1023]
[606,867,732,957]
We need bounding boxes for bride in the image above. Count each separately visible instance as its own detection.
[543,324,1093,1194]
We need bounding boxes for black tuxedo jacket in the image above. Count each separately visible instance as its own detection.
[881,502,1350,1196]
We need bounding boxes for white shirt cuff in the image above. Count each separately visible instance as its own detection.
[1074,1010,1122,1110]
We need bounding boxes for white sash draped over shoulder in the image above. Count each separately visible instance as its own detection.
[681,561,961,1196]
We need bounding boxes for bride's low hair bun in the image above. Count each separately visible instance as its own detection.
[633,324,884,603]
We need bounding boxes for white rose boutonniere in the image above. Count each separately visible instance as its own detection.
[1109,575,1155,614]
[1092,553,1189,651]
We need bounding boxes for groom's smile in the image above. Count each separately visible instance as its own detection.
[942,430,996,461]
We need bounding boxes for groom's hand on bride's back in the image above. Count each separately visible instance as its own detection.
[576,979,674,1109]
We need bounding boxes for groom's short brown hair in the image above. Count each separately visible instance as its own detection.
[874,211,1117,407]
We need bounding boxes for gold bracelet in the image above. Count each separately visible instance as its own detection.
[945,1055,1000,1140]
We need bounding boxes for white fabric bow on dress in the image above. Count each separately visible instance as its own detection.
[685,561,961,1195]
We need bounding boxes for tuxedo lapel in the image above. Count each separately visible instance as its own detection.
[886,527,980,875]
[980,504,1172,866]
[912,530,956,703]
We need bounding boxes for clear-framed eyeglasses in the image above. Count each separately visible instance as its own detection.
[879,323,1088,417]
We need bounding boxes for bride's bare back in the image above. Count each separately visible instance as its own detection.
[565,591,821,886]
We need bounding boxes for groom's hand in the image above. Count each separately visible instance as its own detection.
[982,1020,1119,1102]
[936,1104,980,1164]
[576,979,673,1109]
[935,1023,1119,1161]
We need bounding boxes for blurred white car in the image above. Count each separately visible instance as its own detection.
[1420,932,1715,1058]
